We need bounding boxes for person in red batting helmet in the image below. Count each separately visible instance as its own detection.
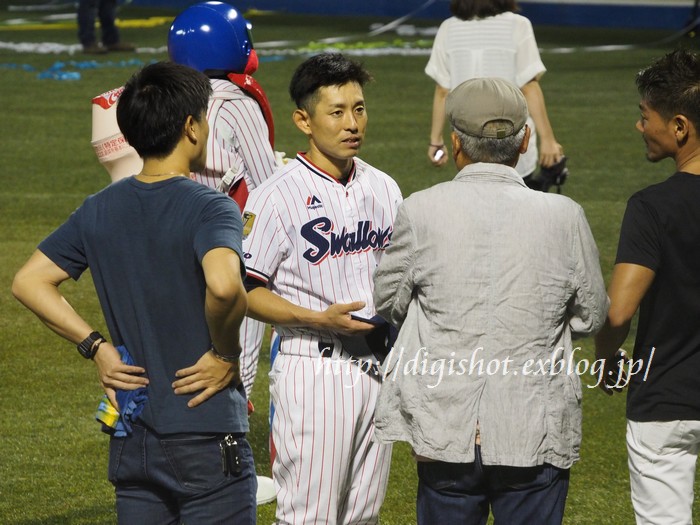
[168,0,276,208]
[169,1,279,506]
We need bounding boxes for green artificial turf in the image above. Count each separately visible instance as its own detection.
[1,2,699,523]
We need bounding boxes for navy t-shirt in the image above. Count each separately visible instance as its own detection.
[616,172,700,422]
[39,176,248,434]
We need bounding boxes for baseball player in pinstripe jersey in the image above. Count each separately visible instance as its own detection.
[168,2,278,399]
[242,53,402,524]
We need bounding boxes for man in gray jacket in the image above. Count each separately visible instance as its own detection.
[373,77,608,525]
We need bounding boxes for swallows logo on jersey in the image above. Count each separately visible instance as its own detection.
[306,195,323,210]
[300,217,393,265]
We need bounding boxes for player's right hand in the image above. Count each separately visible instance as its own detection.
[320,301,376,336]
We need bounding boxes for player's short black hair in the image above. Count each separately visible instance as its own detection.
[289,53,372,113]
[450,0,519,19]
[117,61,213,159]
[636,49,700,130]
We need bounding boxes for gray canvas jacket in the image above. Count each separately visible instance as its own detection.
[373,163,608,469]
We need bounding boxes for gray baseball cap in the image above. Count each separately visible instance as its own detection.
[446,78,528,139]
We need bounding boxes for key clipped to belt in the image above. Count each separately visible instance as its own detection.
[220,434,242,476]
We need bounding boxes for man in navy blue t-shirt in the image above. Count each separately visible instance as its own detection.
[12,62,255,524]
[595,49,700,524]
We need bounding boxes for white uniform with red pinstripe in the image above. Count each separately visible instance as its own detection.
[192,78,277,192]
[191,78,277,397]
[242,153,402,525]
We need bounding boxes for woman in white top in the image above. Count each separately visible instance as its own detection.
[426,0,563,184]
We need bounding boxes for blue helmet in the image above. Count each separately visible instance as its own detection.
[168,1,253,74]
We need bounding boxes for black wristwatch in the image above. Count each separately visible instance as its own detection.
[77,331,106,359]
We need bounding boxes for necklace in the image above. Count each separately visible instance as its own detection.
[137,171,188,179]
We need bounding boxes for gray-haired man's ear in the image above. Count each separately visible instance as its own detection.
[519,125,531,154]
[450,131,461,164]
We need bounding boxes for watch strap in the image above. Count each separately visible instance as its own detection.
[77,331,106,359]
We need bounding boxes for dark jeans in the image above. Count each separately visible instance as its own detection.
[416,446,569,525]
[108,423,257,525]
[77,0,120,46]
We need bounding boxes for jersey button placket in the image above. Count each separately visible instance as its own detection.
[343,185,357,228]
[346,184,370,313]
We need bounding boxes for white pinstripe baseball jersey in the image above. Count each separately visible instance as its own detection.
[242,152,401,524]
[191,78,277,194]
[188,77,277,397]
[242,153,403,358]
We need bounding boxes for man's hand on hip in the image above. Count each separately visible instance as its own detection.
[172,349,241,408]
[93,342,148,410]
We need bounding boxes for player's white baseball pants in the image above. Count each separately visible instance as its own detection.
[269,353,392,525]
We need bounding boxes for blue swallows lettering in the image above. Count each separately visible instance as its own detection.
[301,217,393,264]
